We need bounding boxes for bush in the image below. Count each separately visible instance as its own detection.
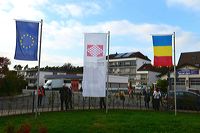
[38,125,48,133]
[156,79,168,93]
[16,123,31,133]
[0,71,27,96]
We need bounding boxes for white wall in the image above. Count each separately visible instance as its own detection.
[108,75,128,83]
[136,58,151,70]
[39,71,53,86]
[148,71,160,85]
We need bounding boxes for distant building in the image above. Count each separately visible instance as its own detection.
[18,70,53,87]
[108,52,151,86]
[43,74,128,91]
[18,69,68,88]
[137,64,160,86]
[161,51,200,90]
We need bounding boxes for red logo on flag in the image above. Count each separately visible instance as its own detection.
[87,44,103,57]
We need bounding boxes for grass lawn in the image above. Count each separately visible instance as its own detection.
[0,109,200,133]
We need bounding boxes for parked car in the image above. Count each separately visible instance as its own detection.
[186,88,200,95]
[165,90,200,110]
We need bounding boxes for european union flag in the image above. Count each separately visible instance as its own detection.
[14,21,39,61]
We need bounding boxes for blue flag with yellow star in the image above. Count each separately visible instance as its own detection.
[14,20,39,61]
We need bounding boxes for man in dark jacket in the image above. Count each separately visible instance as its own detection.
[59,84,67,111]
[67,86,73,109]
[100,97,106,109]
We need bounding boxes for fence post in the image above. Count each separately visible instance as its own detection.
[83,97,85,110]
[32,91,35,113]
[139,93,141,109]
[89,97,91,109]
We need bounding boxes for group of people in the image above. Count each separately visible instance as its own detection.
[59,84,73,111]
[34,84,72,110]
[143,87,162,110]
[35,83,162,111]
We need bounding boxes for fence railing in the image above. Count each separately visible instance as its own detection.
[0,90,199,116]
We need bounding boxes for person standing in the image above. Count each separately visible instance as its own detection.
[99,97,106,109]
[59,84,67,111]
[153,88,161,111]
[38,86,44,107]
[144,89,150,109]
[67,86,73,109]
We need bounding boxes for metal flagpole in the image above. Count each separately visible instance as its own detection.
[106,31,110,114]
[35,19,43,118]
[173,32,177,116]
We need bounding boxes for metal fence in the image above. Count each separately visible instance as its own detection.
[0,90,199,116]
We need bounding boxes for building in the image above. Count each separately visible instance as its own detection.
[18,70,53,88]
[18,69,68,88]
[161,51,200,90]
[108,52,151,86]
[44,74,128,91]
[44,74,83,91]
[137,64,161,86]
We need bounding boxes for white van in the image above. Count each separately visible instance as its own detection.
[43,79,81,91]
[43,79,70,90]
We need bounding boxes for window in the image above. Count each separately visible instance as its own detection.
[119,61,125,66]
[190,78,200,85]
[64,80,71,83]
[124,68,130,73]
[130,60,136,66]
[170,78,185,85]
[124,61,131,66]
[109,62,115,67]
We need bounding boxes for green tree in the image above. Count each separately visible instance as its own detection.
[24,64,29,70]
[0,57,11,75]
[156,79,168,93]
[13,64,23,71]
[0,71,27,96]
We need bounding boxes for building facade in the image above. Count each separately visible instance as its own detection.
[18,70,69,88]
[108,52,151,86]
[18,70,54,87]
[161,51,200,90]
[137,64,161,86]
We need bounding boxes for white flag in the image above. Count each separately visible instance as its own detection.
[82,33,107,97]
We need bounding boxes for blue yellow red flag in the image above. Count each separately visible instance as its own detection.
[152,35,173,66]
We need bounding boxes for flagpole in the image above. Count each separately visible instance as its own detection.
[173,32,177,116]
[106,31,110,114]
[35,19,43,118]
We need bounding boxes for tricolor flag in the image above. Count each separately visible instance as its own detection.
[14,20,39,61]
[82,33,107,97]
[152,35,173,67]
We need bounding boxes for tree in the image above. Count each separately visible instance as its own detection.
[30,63,83,73]
[14,65,23,71]
[0,57,11,75]
[63,63,73,68]
[156,79,168,93]
[24,64,29,70]
[0,71,27,96]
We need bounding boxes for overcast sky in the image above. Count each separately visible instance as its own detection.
[1,0,200,69]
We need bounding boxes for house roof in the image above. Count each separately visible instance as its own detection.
[137,64,160,73]
[178,51,200,68]
[108,51,151,61]
[44,74,82,80]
